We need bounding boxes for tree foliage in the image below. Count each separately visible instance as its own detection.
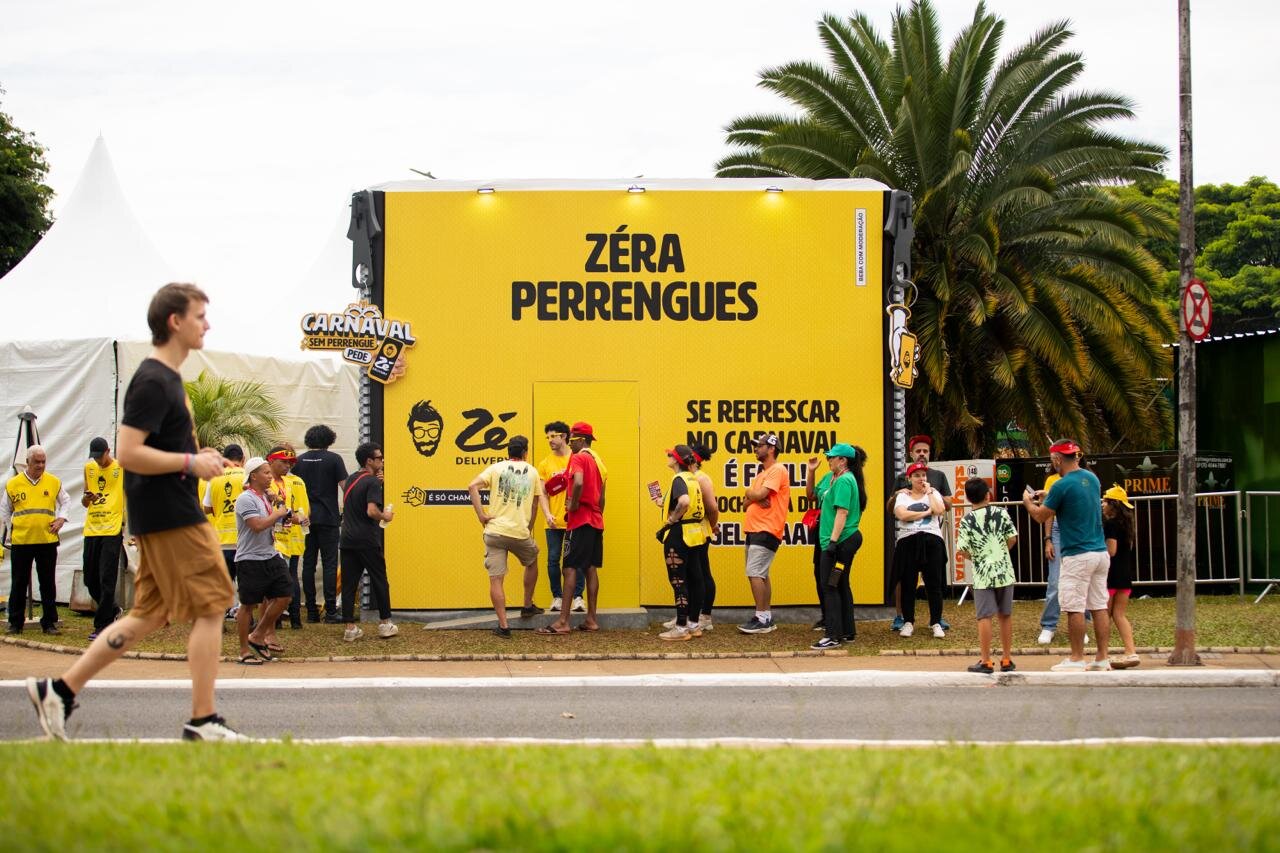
[0,86,53,277]
[185,371,285,455]
[716,1,1176,456]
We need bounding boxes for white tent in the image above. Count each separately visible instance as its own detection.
[0,137,361,605]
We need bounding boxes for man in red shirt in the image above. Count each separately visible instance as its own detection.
[537,422,605,634]
[738,433,790,634]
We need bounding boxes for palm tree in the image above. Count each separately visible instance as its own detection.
[185,371,284,454]
[717,1,1176,455]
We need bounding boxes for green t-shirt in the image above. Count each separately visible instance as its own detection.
[818,472,861,549]
[956,505,1017,589]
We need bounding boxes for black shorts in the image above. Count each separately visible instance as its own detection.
[235,555,293,605]
[563,525,604,571]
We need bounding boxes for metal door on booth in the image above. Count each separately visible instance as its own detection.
[532,382,639,609]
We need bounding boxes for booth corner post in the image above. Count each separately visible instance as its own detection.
[1170,0,1201,666]
[349,190,386,449]
[884,188,914,602]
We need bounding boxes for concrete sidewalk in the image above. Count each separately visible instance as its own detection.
[2,641,1275,682]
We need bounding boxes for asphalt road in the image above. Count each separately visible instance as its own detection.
[3,682,1278,742]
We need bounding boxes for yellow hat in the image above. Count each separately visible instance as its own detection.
[1103,485,1133,508]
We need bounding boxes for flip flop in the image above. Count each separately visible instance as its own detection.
[267,643,285,654]
[238,653,264,666]
[247,640,273,661]
[534,626,570,636]
[575,624,599,632]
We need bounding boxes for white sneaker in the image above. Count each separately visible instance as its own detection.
[659,625,691,641]
[571,597,586,612]
[931,623,945,639]
[1037,629,1054,645]
[1085,659,1112,671]
[343,625,363,642]
[26,677,73,741]
[663,617,678,629]
[899,623,914,637]
[550,597,563,612]
[1050,659,1087,672]
[377,622,398,639]
[182,715,249,741]
[698,617,713,631]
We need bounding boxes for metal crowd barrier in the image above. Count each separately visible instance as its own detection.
[943,492,1245,595]
[1246,491,1280,603]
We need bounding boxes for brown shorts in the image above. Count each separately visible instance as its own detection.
[132,523,235,623]
[483,532,539,577]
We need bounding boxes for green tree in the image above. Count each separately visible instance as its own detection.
[185,371,285,455]
[0,87,54,277]
[716,1,1176,455]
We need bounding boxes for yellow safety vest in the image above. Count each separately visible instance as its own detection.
[6,472,61,545]
[206,467,245,547]
[661,470,706,547]
[83,460,125,537]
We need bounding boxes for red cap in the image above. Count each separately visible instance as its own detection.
[1049,440,1081,455]
[570,422,596,440]
[908,434,932,450]
[905,462,929,477]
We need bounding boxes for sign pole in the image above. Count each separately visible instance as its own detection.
[1170,0,1200,666]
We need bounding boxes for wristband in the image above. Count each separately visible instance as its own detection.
[182,453,191,476]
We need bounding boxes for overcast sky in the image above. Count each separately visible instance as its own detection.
[2,0,1276,322]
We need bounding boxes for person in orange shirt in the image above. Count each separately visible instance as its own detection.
[738,433,790,634]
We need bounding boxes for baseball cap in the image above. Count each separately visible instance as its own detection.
[825,442,856,459]
[88,437,109,458]
[753,433,779,447]
[907,434,933,450]
[242,457,269,486]
[1049,439,1082,455]
[1103,485,1134,508]
[570,422,597,440]
[905,461,929,477]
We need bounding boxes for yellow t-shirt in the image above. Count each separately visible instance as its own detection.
[83,459,125,536]
[1044,473,1061,492]
[479,460,543,539]
[269,475,310,556]
[204,467,246,547]
[536,453,570,525]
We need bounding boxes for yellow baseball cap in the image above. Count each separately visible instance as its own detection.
[1103,485,1133,508]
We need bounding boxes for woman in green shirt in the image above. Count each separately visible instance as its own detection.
[812,443,867,650]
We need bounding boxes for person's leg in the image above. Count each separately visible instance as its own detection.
[838,533,860,639]
[998,613,1014,662]
[490,575,509,628]
[545,528,564,602]
[83,537,103,604]
[319,526,340,615]
[583,567,600,628]
[1090,608,1111,661]
[186,613,224,718]
[339,549,365,625]
[1040,526,1062,633]
[237,600,255,656]
[252,597,291,648]
[924,540,945,627]
[573,561,586,600]
[977,616,993,663]
[364,549,392,622]
[8,546,32,630]
[521,560,539,609]
[699,543,715,619]
[817,550,842,641]
[34,544,59,629]
[900,565,918,629]
[93,535,122,633]
[812,541,824,619]
[287,555,302,626]
[1066,611,1087,659]
[664,532,691,627]
[551,565,576,630]
[60,612,167,692]
[685,542,703,630]
[1111,591,1135,655]
[302,533,320,617]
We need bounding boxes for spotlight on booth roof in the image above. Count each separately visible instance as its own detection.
[765,186,784,193]
[627,185,646,193]
[476,187,495,194]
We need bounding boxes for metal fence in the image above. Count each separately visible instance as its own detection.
[1246,491,1280,602]
[943,491,1245,592]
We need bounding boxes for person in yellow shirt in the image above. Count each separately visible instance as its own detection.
[535,421,580,612]
[1,445,71,634]
[267,445,310,630]
[82,438,126,638]
[202,444,246,617]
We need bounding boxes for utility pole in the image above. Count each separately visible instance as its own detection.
[1169,0,1201,666]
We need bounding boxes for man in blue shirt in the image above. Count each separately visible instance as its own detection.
[1024,439,1112,672]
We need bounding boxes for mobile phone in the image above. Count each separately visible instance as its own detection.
[1024,485,1036,498]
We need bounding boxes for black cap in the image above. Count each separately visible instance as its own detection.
[88,437,109,458]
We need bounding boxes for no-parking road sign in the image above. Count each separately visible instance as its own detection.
[1182,277,1212,342]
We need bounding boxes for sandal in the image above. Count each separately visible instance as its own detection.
[247,640,273,661]
[575,624,599,632]
[267,643,285,654]
[238,653,264,666]
[534,625,570,636]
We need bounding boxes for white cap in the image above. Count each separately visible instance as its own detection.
[242,457,269,486]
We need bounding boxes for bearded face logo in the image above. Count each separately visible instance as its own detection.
[408,399,445,458]
[97,476,106,492]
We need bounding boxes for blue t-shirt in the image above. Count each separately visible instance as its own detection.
[1043,468,1106,556]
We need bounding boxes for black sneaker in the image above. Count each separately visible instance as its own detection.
[841,634,856,642]
[6,625,22,634]
[289,618,304,630]
[492,627,512,639]
[306,610,321,624]
[810,637,843,650]
[967,660,994,674]
[1001,659,1017,672]
[738,617,776,635]
[811,620,825,631]
[519,605,544,618]
[26,677,75,741]
[182,715,248,741]
[42,626,60,635]
[322,612,342,624]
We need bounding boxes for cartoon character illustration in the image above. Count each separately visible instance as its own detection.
[408,400,445,458]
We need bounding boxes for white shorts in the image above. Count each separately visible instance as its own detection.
[1059,551,1110,613]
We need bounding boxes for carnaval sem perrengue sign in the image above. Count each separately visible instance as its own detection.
[299,302,415,384]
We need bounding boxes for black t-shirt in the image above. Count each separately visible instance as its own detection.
[340,471,384,550]
[1104,517,1134,589]
[666,475,688,514]
[293,449,348,526]
[120,358,206,534]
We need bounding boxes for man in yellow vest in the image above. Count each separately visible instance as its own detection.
[83,438,126,638]
[1,445,71,634]
[202,444,245,618]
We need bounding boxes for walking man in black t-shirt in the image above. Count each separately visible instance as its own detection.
[26,283,245,741]
[339,442,396,642]
[293,424,348,623]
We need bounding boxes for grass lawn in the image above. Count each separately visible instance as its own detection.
[0,743,1275,851]
[28,595,1280,659]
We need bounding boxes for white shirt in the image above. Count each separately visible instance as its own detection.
[894,490,944,541]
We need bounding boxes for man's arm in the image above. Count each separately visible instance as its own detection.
[536,491,552,531]
[367,501,391,522]
[698,476,719,526]
[1024,496,1055,524]
[467,475,492,526]
[51,484,71,534]
[566,470,584,513]
[0,489,12,530]
[117,424,223,480]
[241,504,287,532]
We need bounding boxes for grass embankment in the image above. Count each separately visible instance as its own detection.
[32,596,1280,658]
[0,743,1276,850]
